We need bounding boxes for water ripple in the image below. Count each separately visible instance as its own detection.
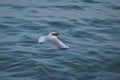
[0,0,120,80]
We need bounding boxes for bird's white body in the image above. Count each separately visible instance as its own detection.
[38,32,69,49]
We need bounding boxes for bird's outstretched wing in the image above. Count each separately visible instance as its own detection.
[49,37,69,49]
[38,36,46,44]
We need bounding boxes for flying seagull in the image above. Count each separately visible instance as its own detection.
[38,32,69,49]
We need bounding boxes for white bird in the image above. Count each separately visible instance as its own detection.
[38,32,69,49]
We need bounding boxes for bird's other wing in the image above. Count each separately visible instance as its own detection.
[49,37,69,49]
[38,36,46,44]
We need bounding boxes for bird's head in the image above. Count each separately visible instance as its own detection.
[50,32,59,37]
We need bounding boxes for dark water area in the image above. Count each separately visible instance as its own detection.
[0,0,120,80]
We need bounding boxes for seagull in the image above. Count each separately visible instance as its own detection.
[38,32,69,49]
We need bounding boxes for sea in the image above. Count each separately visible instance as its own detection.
[0,0,120,80]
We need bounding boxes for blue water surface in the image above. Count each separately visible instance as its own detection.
[0,0,120,80]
